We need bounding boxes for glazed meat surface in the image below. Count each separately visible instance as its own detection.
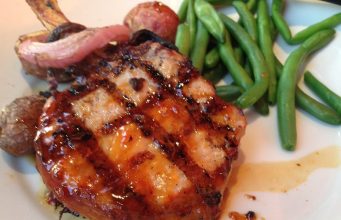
[35,36,246,220]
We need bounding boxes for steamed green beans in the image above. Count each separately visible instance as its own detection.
[205,47,220,69]
[175,23,190,56]
[304,71,341,116]
[178,0,189,23]
[203,63,226,84]
[187,0,196,50]
[274,58,340,125]
[296,87,341,125]
[258,0,276,104]
[220,14,269,109]
[194,0,225,43]
[218,33,253,91]
[216,85,243,102]
[233,1,258,42]
[272,0,341,45]
[292,13,341,44]
[277,29,335,151]
[206,0,233,6]
[190,21,209,71]
[272,0,291,43]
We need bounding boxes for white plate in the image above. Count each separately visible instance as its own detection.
[0,0,340,219]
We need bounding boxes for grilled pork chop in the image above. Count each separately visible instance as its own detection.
[35,31,246,220]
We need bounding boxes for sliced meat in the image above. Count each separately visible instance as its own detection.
[35,39,246,219]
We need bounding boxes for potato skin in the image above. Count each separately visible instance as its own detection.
[124,1,179,42]
[0,95,46,156]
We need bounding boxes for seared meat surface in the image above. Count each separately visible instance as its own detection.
[35,35,246,219]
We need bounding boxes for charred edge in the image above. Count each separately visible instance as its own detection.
[62,115,151,212]
[177,60,197,85]
[127,54,234,160]
[68,85,87,96]
[197,190,222,207]
[51,129,74,149]
[130,29,178,51]
[47,22,86,42]
[46,192,82,220]
[59,207,81,220]
[129,78,145,91]
[39,90,153,215]
[71,125,92,141]
[128,106,219,192]
[129,151,155,168]
[100,115,132,135]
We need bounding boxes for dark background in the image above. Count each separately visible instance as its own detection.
[322,0,341,5]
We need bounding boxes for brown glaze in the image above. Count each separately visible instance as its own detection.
[35,41,246,219]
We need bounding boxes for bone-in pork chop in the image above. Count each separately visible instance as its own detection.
[35,32,246,220]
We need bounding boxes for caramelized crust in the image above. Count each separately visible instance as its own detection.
[35,41,246,220]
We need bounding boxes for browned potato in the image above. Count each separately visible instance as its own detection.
[0,95,46,156]
[124,1,179,42]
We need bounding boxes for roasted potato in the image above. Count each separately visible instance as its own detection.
[0,95,46,156]
[124,1,179,42]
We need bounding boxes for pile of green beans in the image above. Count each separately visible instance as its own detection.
[272,0,341,45]
[176,0,341,151]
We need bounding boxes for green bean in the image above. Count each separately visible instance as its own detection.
[220,14,269,109]
[291,13,341,44]
[218,33,253,90]
[206,0,233,6]
[254,96,270,115]
[190,21,210,71]
[205,47,220,69]
[194,0,225,43]
[245,56,270,115]
[274,56,283,78]
[304,71,341,116]
[257,0,277,104]
[277,29,335,151]
[274,57,340,124]
[216,85,243,102]
[203,63,226,84]
[178,0,189,23]
[234,47,244,65]
[270,16,278,41]
[187,0,196,50]
[244,60,252,78]
[233,1,258,42]
[272,0,341,45]
[175,23,191,56]
[246,0,257,12]
[272,0,291,43]
[296,87,341,125]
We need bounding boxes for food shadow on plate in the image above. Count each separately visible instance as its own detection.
[243,108,264,124]
[2,151,37,174]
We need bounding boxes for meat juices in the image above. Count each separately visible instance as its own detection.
[35,37,246,219]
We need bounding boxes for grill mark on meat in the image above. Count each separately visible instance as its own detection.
[129,77,145,91]
[36,40,246,219]
[81,42,239,191]
[36,92,155,219]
